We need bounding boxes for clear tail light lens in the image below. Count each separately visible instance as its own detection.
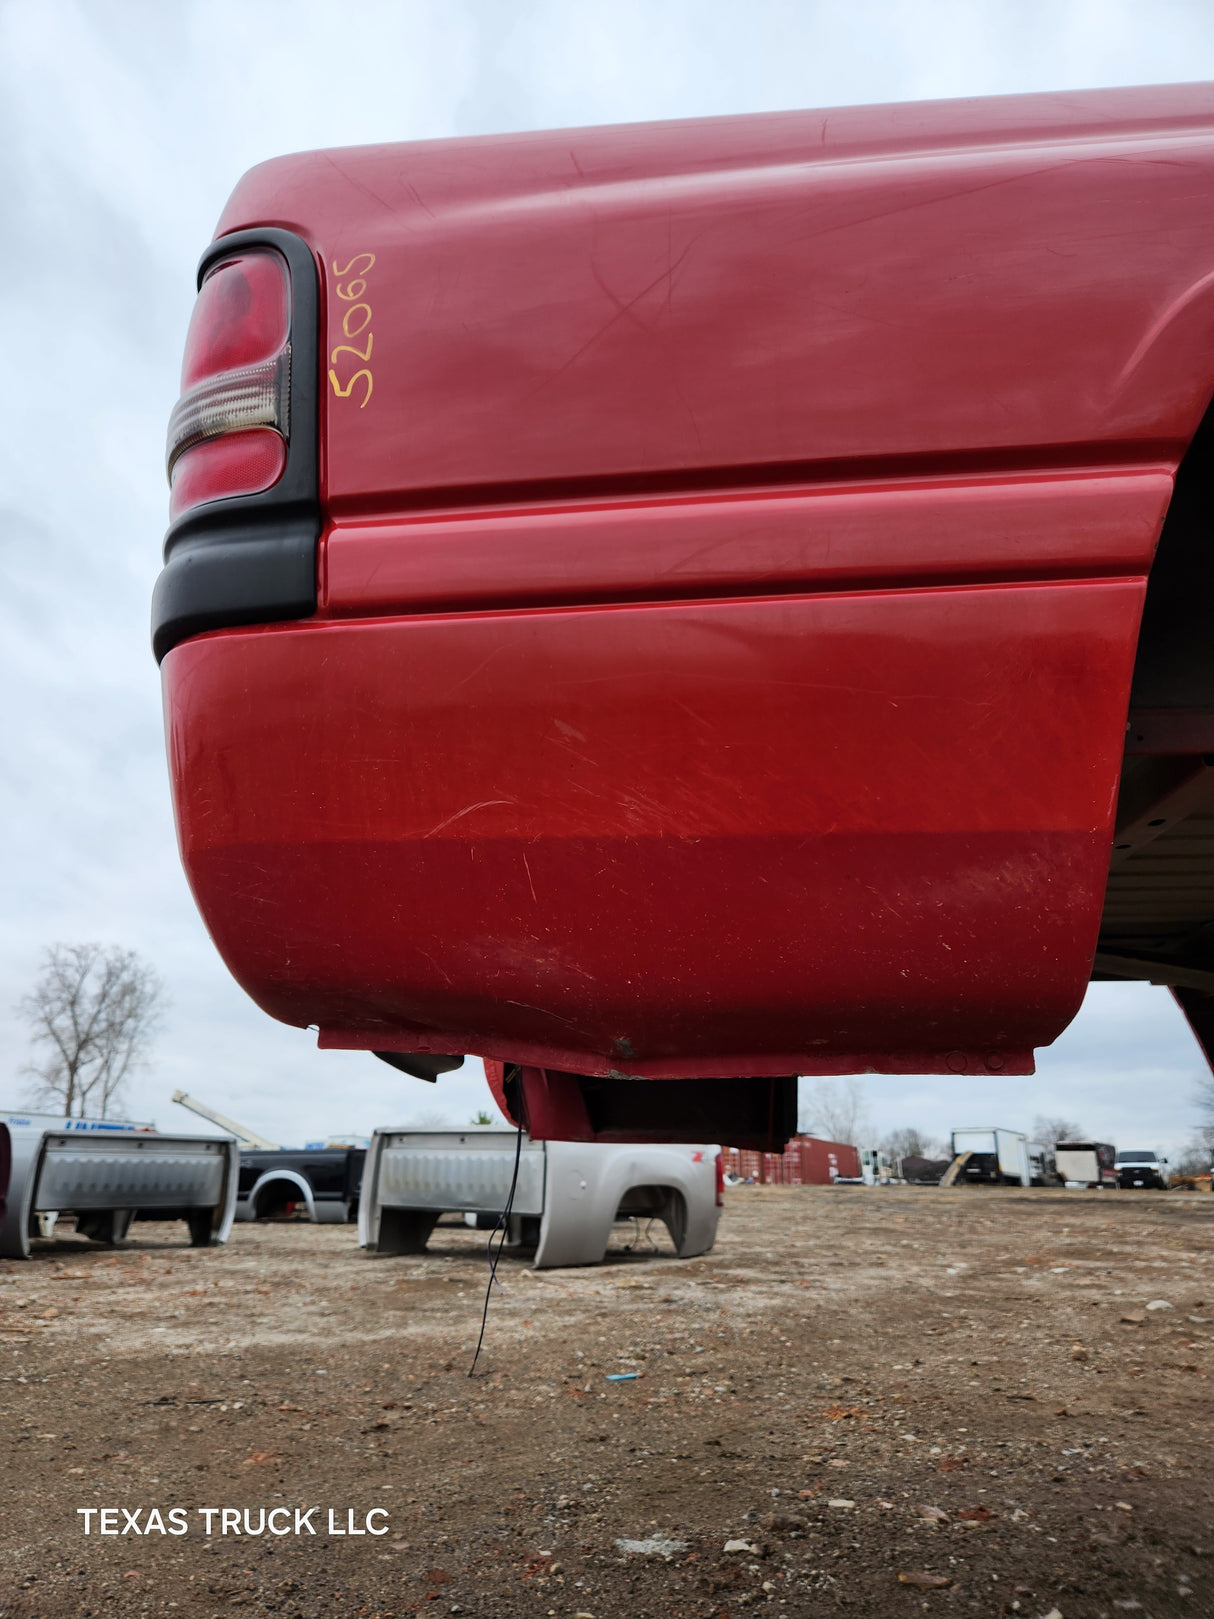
[167,354,290,471]
[166,251,291,509]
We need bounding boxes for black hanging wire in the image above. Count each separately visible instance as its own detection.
[468,1117,525,1377]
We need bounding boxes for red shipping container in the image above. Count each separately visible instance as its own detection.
[724,1136,859,1185]
[794,1137,861,1185]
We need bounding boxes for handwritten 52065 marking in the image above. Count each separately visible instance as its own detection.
[328,253,375,408]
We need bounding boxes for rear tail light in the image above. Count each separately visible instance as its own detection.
[715,1150,725,1206]
[153,227,318,663]
[166,251,291,514]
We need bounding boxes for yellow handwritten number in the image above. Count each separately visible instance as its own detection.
[329,367,373,408]
[331,334,373,364]
[329,255,375,408]
[332,252,376,279]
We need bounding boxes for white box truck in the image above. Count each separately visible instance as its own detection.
[949,1127,1032,1187]
[358,1128,721,1268]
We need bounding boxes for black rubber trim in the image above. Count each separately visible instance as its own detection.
[372,1052,466,1082]
[152,226,321,663]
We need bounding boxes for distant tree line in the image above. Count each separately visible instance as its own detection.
[797,1081,1214,1177]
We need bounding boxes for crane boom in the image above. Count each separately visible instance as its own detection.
[170,1090,278,1150]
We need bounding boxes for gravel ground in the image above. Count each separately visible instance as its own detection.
[1,1185,1211,1619]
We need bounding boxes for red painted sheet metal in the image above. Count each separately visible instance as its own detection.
[485,1062,515,1127]
[217,86,1214,509]
[164,575,1142,1076]
[323,1026,898,1081]
[321,470,1170,618]
[167,86,1214,1083]
[501,1067,592,1141]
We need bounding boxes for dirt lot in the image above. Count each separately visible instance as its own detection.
[1,1186,1212,1619]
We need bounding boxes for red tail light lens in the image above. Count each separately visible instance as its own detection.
[169,430,288,521]
[167,252,291,510]
[715,1150,725,1206]
[181,253,289,389]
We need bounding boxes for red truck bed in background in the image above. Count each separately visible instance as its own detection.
[157,84,1214,1131]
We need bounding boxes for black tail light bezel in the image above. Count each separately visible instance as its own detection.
[151,226,320,663]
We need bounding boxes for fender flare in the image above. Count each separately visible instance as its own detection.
[0,1128,49,1260]
[212,1139,240,1243]
[358,1131,387,1250]
[534,1142,720,1267]
[246,1169,317,1223]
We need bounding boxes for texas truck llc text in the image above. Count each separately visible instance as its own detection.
[77,1507,389,1537]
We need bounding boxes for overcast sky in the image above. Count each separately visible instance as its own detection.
[3,0,1214,1153]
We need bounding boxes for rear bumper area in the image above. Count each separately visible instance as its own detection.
[162,581,1141,1076]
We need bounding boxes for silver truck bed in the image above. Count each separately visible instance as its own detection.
[0,1117,238,1258]
[359,1127,720,1269]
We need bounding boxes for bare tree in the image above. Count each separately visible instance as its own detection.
[1176,1076,1214,1174]
[881,1126,943,1162]
[1175,1133,1214,1176]
[1196,1071,1214,1131]
[18,944,165,1119]
[1031,1114,1085,1150]
[798,1076,872,1146]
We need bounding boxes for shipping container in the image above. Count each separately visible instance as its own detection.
[724,1136,860,1186]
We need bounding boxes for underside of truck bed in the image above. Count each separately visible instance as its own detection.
[1097,402,1214,1061]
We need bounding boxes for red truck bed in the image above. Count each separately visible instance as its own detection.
[156,84,1214,1126]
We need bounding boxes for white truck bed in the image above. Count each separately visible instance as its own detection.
[358,1128,721,1268]
[0,1113,239,1259]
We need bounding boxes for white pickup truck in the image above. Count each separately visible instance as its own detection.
[358,1128,721,1269]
